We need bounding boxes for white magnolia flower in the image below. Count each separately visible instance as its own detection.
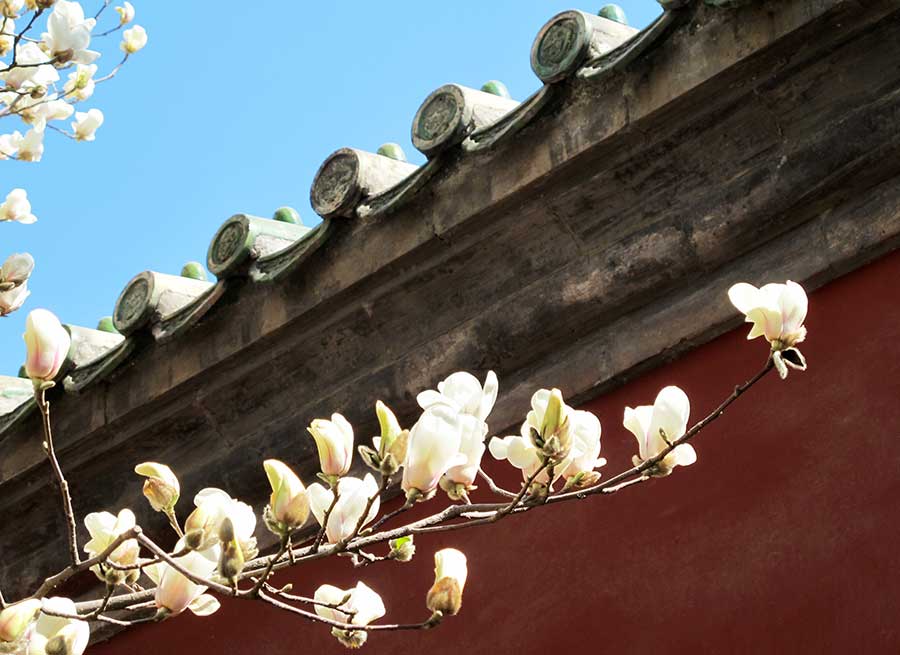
[728,281,808,349]
[145,547,220,617]
[523,388,571,453]
[28,597,89,655]
[0,18,14,57]
[308,473,380,543]
[489,432,554,484]
[1,252,34,284]
[559,409,606,482]
[42,0,99,66]
[1,188,36,223]
[315,582,385,649]
[120,24,146,53]
[17,126,45,162]
[19,94,74,129]
[72,108,103,141]
[402,404,465,495]
[624,385,696,476]
[0,131,22,159]
[0,42,59,89]
[314,581,386,626]
[307,413,354,478]
[83,508,140,583]
[442,414,488,489]
[63,63,97,101]
[417,370,498,422]
[426,548,467,615]
[0,0,23,18]
[184,488,257,559]
[23,309,71,382]
[0,281,29,315]
[115,1,134,24]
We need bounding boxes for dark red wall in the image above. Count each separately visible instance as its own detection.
[90,250,900,654]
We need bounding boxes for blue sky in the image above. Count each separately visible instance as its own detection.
[1,1,659,374]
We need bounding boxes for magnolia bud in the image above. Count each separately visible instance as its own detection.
[134,462,180,513]
[0,598,41,643]
[375,400,401,453]
[218,518,245,584]
[331,628,367,649]
[426,548,467,616]
[388,535,415,563]
[263,459,309,533]
[23,309,71,384]
[183,505,215,551]
[378,452,399,477]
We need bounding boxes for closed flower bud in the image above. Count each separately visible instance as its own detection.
[0,599,41,643]
[388,535,415,562]
[375,400,401,454]
[308,413,354,478]
[218,518,245,584]
[263,459,309,533]
[23,309,70,384]
[426,548,467,616]
[134,462,180,513]
[45,623,87,655]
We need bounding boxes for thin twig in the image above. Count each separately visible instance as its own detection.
[36,387,80,566]
[477,467,517,499]
[310,488,340,553]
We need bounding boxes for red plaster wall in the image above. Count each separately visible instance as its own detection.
[90,250,900,654]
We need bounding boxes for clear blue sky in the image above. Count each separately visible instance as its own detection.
[1,1,659,374]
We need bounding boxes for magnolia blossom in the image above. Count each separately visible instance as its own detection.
[28,598,89,655]
[417,370,498,422]
[0,598,41,644]
[0,282,29,316]
[442,414,488,489]
[42,0,99,65]
[315,582,385,649]
[0,131,22,159]
[146,548,220,617]
[184,488,257,559]
[120,24,146,53]
[559,410,606,482]
[1,252,34,285]
[134,462,180,512]
[263,459,309,532]
[0,17,13,56]
[314,581,386,626]
[0,43,59,89]
[401,404,465,496]
[83,508,140,583]
[426,548,467,615]
[115,1,134,24]
[0,0,23,19]
[728,281,808,348]
[17,126,45,162]
[72,108,103,141]
[524,388,571,453]
[0,188,36,223]
[19,94,75,129]
[63,63,97,102]
[23,309,71,383]
[624,385,696,475]
[308,473,380,543]
[308,413,354,478]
